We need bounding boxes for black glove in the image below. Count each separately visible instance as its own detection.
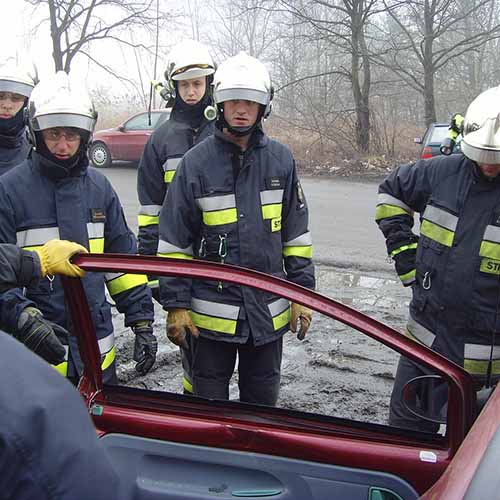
[15,307,67,364]
[393,249,417,286]
[132,321,158,375]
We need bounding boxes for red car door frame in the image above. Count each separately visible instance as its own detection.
[64,254,477,495]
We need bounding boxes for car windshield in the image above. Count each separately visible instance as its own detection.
[428,125,449,145]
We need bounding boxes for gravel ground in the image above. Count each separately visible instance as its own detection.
[112,264,412,426]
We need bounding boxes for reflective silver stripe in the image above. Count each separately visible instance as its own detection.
[191,297,240,320]
[483,225,500,244]
[162,157,182,172]
[17,227,60,247]
[104,272,124,281]
[260,190,284,205]
[268,298,290,317]
[407,315,435,347]
[423,205,458,232]
[139,205,162,216]
[465,343,500,360]
[98,332,114,354]
[377,193,411,213]
[284,231,312,247]
[196,194,236,212]
[87,222,104,239]
[158,239,193,256]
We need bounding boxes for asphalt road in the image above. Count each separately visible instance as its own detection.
[102,164,392,274]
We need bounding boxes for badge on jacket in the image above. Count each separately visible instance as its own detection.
[91,208,106,223]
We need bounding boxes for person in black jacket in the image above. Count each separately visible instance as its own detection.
[376,85,500,432]
[159,53,315,406]
[0,71,156,384]
[137,39,216,393]
[0,240,119,500]
[0,62,35,175]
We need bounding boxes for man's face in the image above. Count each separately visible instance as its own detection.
[478,163,500,179]
[177,77,206,105]
[223,100,261,129]
[42,127,81,160]
[0,91,25,119]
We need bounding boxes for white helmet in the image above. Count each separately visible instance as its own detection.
[0,61,36,99]
[213,52,273,117]
[28,71,97,147]
[461,86,500,164]
[166,40,215,83]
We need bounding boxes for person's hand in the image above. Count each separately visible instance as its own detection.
[16,307,67,364]
[34,239,87,278]
[290,303,312,340]
[132,321,157,375]
[166,309,199,349]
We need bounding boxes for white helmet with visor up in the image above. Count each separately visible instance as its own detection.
[461,86,500,165]
[0,60,36,99]
[28,71,97,148]
[166,40,215,84]
[213,52,273,118]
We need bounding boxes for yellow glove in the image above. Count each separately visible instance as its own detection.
[166,309,199,349]
[290,302,313,340]
[34,239,88,278]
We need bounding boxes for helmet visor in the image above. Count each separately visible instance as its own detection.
[31,113,96,133]
[0,79,33,98]
[172,64,215,81]
[215,87,269,106]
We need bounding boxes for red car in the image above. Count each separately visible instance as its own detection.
[65,254,499,499]
[89,109,170,168]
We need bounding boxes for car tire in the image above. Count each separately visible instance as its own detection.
[89,142,112,168]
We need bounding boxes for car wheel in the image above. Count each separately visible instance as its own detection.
[90,142,111,168]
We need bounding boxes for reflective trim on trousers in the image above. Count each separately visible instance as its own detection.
[406,315,435,347]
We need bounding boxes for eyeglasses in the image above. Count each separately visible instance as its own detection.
[42,128,81,142]
[0,91,26,103]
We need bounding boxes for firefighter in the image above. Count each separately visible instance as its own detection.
[137,39,215,393]
[0,241,119,499]
[440,112,464,155]
[0,71,157,384]
[0,62,35,174]
[158,52,315,405]
[376,85,500,432]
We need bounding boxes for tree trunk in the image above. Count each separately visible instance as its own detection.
[48,0,64,71]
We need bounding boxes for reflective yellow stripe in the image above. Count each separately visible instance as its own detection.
[101,346,116,370]
[138,214,159,227]
[23,245,42,252]
[53,361,68,376]
[202,208,238,226]
[375,204,410,221]
[480,241,500,261]
[399,269,416,284]
[190,310,237,335]
[89,238,104,253]
[164,170,176,183]
[158,252,193,260]
[148,279,159,288]
[273,307,291,330]
[283,246,313,258]
[390,243,418,258]
[183,377,193,393]
[464,358,500,376]
[420,220,454,247]
[106,273,148,296]
[480,258,500,274]
[262,203,282,220]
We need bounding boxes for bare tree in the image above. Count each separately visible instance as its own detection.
[25,0,162,73]
[378,0,500,126]
[277,0,383,154]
